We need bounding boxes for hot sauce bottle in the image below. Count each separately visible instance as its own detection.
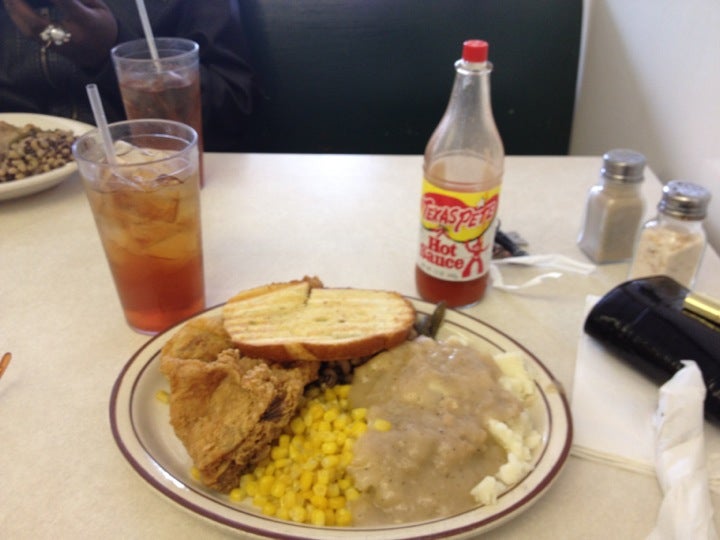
[416,40,505,307]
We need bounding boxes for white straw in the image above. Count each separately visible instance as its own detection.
[134,0,160,64]
[85,84,117,165]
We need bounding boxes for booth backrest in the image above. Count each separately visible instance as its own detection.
[236,0,583,155]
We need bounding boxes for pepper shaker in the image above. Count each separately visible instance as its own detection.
[629,180,711,288]
[577,149,646,263]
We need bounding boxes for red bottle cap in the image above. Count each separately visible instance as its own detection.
[462,40,489,62]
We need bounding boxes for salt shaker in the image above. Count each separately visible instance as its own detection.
[577,149,646,263]
[629,180,711,288]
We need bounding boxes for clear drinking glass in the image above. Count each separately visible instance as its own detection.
[111,38,205,185]
[73,119,205,333]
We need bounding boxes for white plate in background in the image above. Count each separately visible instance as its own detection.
[0,113,94,201]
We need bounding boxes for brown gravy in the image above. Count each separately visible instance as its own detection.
[347,337,525,525]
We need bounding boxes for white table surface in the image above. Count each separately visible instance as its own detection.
[1,153,719,539]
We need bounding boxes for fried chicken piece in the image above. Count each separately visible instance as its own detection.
[161,315,235,362]
[160,348,318,492]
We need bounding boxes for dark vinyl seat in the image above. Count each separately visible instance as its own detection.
[236,0,582,155]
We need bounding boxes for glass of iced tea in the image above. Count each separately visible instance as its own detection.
[111,38,205,185]
[73,119,205,334]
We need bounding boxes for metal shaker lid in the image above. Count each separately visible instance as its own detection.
[601,149,646,182]
[659,180,711,219]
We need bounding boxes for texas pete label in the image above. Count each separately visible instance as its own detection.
[417,179,500,282]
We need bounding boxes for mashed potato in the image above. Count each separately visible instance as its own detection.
[347,337,540,525]
[471,351,541,505]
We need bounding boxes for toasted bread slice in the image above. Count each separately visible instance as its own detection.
[222,278,416,361]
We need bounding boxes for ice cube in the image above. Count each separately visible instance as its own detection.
[143,229,198,260]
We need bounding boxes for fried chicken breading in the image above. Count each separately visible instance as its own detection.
[160,347,318,492]
[160,315,234,362]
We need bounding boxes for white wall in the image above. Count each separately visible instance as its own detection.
[571,0,720,252]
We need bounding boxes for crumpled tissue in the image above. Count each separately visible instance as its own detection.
[647,361,718,540]
[490,254,595,291]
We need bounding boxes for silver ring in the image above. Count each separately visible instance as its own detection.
[39,24,72,48]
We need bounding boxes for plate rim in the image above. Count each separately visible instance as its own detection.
[0,113,94,201]
[109,297,573,539]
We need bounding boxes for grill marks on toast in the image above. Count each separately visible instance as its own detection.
[222,280,416,361]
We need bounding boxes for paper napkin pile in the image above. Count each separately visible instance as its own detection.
[573,296,720,538]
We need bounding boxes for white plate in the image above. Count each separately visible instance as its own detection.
[0,113,94,201]
[110,299,573,539]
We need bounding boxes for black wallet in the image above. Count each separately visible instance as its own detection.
[584,275,720,422]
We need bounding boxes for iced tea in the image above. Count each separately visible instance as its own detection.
[112,38,205,185]
[74,120,205,334]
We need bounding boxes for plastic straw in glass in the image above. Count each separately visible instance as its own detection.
[85,84,117,165]
[134,0,160,65]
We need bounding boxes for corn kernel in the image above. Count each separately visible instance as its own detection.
[310,508,326,526]
[336,508,353,526]
[312,483,328,497]
[338,476,352,491]
[271,446,288,460]
[289,506,307,523]
[339,452,353,467]
[372,418,392,432]
[281,492,297,508]
[299,470,314,491]
[350,421,368,437]
[229,487,245,502]
[321,441,339,455]
[259,476,274,495]
[245,480,258,497]
[316,469,331,485]
[311,494,328,509]
[309,403,325,420]
[234,383,367,527]
[289,417,305,435]
[155,389,169,404]
[345,487,361,501]
[278,434,291,448]
[270,480,287,499]
[240,473,255,486]
[327,483,341,498]
[274,457,291,469]
[261,502,277,516]
[333,415,349,431]
[335,385,351,398]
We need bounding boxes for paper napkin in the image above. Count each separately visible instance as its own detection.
[571,296,720,494]
[647,362,718,540]
[490,254,595,291]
